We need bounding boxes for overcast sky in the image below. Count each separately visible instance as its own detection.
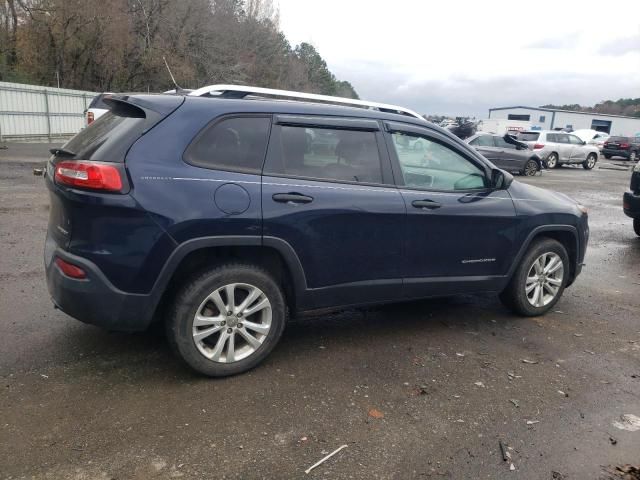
[277,0,640,117]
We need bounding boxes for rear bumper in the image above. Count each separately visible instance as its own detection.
[623,191,640,219]
[603,148,630,158]
[45,232,156,332]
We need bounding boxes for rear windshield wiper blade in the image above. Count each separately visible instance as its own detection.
[49,147,76,156]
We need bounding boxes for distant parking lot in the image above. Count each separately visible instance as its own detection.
[1,144,639,479]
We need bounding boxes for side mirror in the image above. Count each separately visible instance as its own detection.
[582,140,587,145]
[492,168,514,190]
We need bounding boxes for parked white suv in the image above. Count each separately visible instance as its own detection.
[517,130,600,170]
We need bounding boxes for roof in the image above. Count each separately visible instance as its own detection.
[489,105,640,120]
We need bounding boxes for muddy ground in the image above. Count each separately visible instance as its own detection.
[0,143,639,479]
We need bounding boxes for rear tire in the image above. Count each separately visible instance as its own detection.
[634,218,640,237]
[546,153,559,169]
[604,154,612,159]
[583,153,597,170]
[523,159,538,176]
[500,238,569,316]
[166,264,287,377]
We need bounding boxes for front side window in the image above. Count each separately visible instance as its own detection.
[470,135,495,147]
[494,136,516,149]
[184,116,271,173]
[274,126,382,184]
[569,135,583,145]
[391,132,488,191]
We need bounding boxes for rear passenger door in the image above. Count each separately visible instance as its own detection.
[555,133,572,162]
[261,115,406,309]
[493,135,524,172]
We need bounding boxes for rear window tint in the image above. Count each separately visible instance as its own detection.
[62,111,147,162]
[609,136,629,142]
[517,132,539,141]
[184,116,271,174]
[267,126,383,184]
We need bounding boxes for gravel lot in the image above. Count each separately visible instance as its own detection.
[1,144,639,480]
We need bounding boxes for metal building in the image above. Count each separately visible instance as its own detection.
[488,106,640,136]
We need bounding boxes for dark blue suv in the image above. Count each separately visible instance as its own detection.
[45,91,589,376]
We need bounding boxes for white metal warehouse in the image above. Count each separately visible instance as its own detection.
[488,106,640,137]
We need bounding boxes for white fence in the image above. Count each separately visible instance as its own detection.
[0,81,96,142]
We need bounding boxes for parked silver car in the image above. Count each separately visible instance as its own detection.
[517,130,600,170]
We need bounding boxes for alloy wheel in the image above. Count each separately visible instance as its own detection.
[631,151,637,162]
[525,252,564,308]
[192,283,272,363]
[586,155,596,169]
[546,154,557,168]
[524,160,538,176]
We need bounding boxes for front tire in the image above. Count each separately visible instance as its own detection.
[634,218,640,237]
[500,238,569,316]
[166,264,287,377]
[583,153,597,170]
[546,153,559,169]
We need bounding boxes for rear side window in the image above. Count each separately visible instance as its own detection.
[184,117,271,174]
[546,133,558,142]
[517,132,539,141]
[556,134,570,144]
[269,126,383,184]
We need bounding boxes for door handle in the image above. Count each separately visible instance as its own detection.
[272,192,313,204]
[412,199,441,210]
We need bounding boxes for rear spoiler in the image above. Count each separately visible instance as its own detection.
[103,94,185,117]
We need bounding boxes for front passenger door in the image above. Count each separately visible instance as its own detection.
[385,123,518,298]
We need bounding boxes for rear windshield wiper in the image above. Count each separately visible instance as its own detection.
[49,147,76,157]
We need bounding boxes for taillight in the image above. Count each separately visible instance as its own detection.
[55,257,86,279]
[87,111,94,125]
[54,161,123,191]
[620,143,630,149]
[533,143,544,150]
[604,142,609,147]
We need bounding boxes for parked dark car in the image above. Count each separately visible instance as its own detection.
[623,160,640,236]
[603,136,640,161]
[44,90,589,376]
[466,133,542,176]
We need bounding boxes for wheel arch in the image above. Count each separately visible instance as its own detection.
[507,226,579,286]
[148,236,307,322]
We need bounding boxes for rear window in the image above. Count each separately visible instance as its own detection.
[184,116,271,174]
[609,136,629,142]
[88,94,111,110]
[517,132,539,141]
[62,111,147,162]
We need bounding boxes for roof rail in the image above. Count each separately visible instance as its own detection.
[187,84,424,120]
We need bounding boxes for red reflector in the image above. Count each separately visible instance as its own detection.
[55,161,123,191]
[55,258,87,279]
[533,143,544,150]
[87,111,94,125]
